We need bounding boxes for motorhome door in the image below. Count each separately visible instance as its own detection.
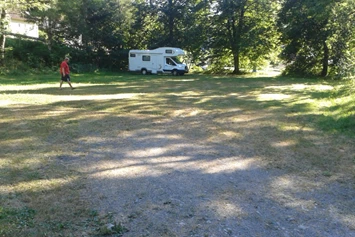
[150,55,161,73]
[164,57,176,73]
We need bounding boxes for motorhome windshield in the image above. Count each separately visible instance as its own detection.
[171,56,183,64]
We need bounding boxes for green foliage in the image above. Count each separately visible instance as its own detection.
[7,39,50,68]
[2,38,65,74]
[316,80,355,135]
[278,0,355,77]
[1,37,130,74]
[1,0,355,77]
[210,0,280,73]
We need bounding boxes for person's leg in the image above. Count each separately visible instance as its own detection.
[66,75,74,89]
[59,80,63,89]
[67,81,74,89]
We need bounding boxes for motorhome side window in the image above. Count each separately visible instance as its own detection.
[142,55,150,61]
[130,53,136,57]
[165,50,173,54]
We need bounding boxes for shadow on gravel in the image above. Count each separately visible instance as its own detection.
[1,75,354,236]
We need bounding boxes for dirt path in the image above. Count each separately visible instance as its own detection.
[76,107,355,237]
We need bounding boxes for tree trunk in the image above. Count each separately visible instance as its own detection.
[0,8,7,65]
[231,2,246,74]
[321,41,329,77]
[233,52,240,74]
[0,34,5,65]
[168,0,174,45]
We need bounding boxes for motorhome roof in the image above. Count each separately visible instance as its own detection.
[129,47,185,55]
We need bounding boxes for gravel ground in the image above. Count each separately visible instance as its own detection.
[78,109,355,237]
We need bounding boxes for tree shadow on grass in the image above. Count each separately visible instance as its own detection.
[1,75,355,236]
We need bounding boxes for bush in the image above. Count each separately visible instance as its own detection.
[2,38,129,74]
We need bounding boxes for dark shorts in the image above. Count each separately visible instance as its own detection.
[61,74,71,82]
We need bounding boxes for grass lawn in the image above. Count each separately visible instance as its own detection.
[0,72,354,236]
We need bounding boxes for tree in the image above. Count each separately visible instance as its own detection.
[329,0,355,78]
[277,0,353,77]
[31,0,131,68]
[126,0,160,49]
[0,0,52,65]
[178,0,212,63]
[128,0,208,52]
[211,0,280,74]
[0,8,8,63]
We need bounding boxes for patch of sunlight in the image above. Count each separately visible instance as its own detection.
[181,91,201,96]
[221,131,239,137]
[210,200,245,218]
[315,85,334,91]
[271,176,322,191]
[166,78,196,82]
[265,85,301,90]
[0,100,12,106]
[0,178,73,193]
[318,100,333,108]
[208,131,242,142]
[226,108,243,113]
[0,159,9,167]
[330,95,355,110]
[6,158,44,169]
[339,214,355,230]
[0,84,55,91]
[296,97,317,104]
[0,93,139,105]
[172,108,201,117]
[257,93,292,101]
[274,176,294,187]
[238,94,254,98]
[0,94,54,105]
[136,147,168,157]
[271,140,297,148]
[86,155,258,180]
[168,91,204,98]
[128,140,187,158]
[79,136,117,145]
[228,93,240,96]
[88,162,162,179]
[196,97,212,104]
[283,199,317,210]
[265,84,334,91]
[227,115,260,123]
[180,79,196,82]
[43,109,78,117]
[291,84,307,90]
[1,137,34,146]
[2,154,47,170]
[149,156,192,164]
[201,158,258,174]
[269,176,322,210]
[67,94,138,101]
[0,116,17,123]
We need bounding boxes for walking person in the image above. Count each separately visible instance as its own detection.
[59,57,75,90]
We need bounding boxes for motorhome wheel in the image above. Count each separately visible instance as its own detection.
[141,69,148,75]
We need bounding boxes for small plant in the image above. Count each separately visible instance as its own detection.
[322,171,332,177]
[98,222,129,236]
[0,206,36,235]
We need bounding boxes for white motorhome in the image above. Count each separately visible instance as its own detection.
[129,47,189,75]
